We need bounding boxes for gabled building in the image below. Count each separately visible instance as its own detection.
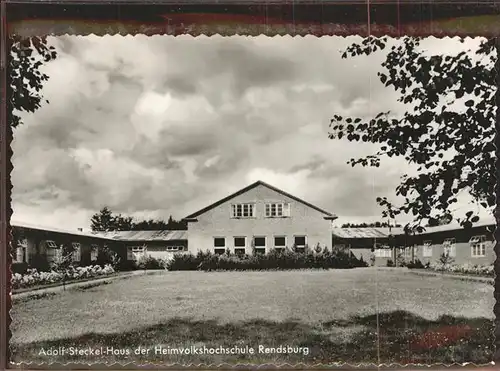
[184,180,337,255]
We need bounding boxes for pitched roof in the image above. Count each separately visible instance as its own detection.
[92,230,187,242]
[11,221,187,242]
[332,227,405,239]
[185,180,336,219]
[332,217,496,239]
[11,221,110,240]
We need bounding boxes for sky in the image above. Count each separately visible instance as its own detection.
[10,35,493,231]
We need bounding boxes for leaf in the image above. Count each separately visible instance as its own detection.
[464,99,474,107]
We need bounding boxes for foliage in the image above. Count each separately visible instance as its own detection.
[329,37,496,231]
[136,255,165,270]
[50,243,77,271]
[406,259,426,269]
[437,252,455,268]
[96,246,123,270]
[9,36,57,128]
[386,259,394,267]
[90,207,187,232]
[11,264,115,290]
[12,262,29,275]
[166,247,369,271]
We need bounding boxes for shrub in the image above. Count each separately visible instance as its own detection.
[136,255,164,270]
[406,259,425,269]
[386,259,394,267]
[166,247,368,271]
[12,262,29,275]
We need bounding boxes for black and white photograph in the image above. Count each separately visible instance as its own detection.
[8,34,496,365]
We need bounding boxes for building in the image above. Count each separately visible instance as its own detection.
[94,230,188,261]
[184,180,338,255]
[333,219,496,267]
[11,223,188,266]
[11,222,110,266]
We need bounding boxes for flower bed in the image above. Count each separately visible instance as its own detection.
[11,264,115,290]
[427,263,494,277]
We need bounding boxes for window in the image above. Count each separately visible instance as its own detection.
[294,236,307,248]
[253,236,266,254]
[274,236,287,248]
[470,235,487,257]
[423,240,433,257]
[46,240,58,249]
[375,249,392,258]
[234,237,246,248]
[90,244,99,261]
[127,247,134,260]
[231,203,255,218]
[214,248,226,255]
[166,246,180,252]
[234,248,246,255]
[443,238,456,257]
[214,237,226,248]
[72,242,81,262]
[254,236,266,247]
[131,246,145,253]
[265,203,290,217]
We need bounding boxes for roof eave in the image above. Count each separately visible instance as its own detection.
[324,215,338,221]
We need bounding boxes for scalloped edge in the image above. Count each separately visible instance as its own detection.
[6,33,498,369]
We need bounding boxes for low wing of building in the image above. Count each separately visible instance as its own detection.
[332,219,496,266]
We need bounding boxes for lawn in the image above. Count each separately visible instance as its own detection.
[10,268,494,365]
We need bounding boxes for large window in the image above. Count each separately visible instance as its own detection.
[265,203,290,218]
[294,236,307,247]
[443,238,456,257]
[90,244,99,261]
[71,242,81,262]
[234,237,246,248]
[470,235,487,257]
[253,236,266,254]
[375,248,392,258]
[423,241,433,257]
[214,237,226,248]
[231,203,255,218]
[274,236,287,251]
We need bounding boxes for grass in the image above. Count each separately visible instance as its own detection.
[9,268,494,365]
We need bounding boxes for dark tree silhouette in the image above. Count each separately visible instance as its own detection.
[9,36,57,128]
[329,37,495,232]
[91,208,186,232]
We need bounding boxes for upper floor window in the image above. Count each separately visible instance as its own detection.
[265,202,290,218]
[470,235,487,257]
[231,203,255,218]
